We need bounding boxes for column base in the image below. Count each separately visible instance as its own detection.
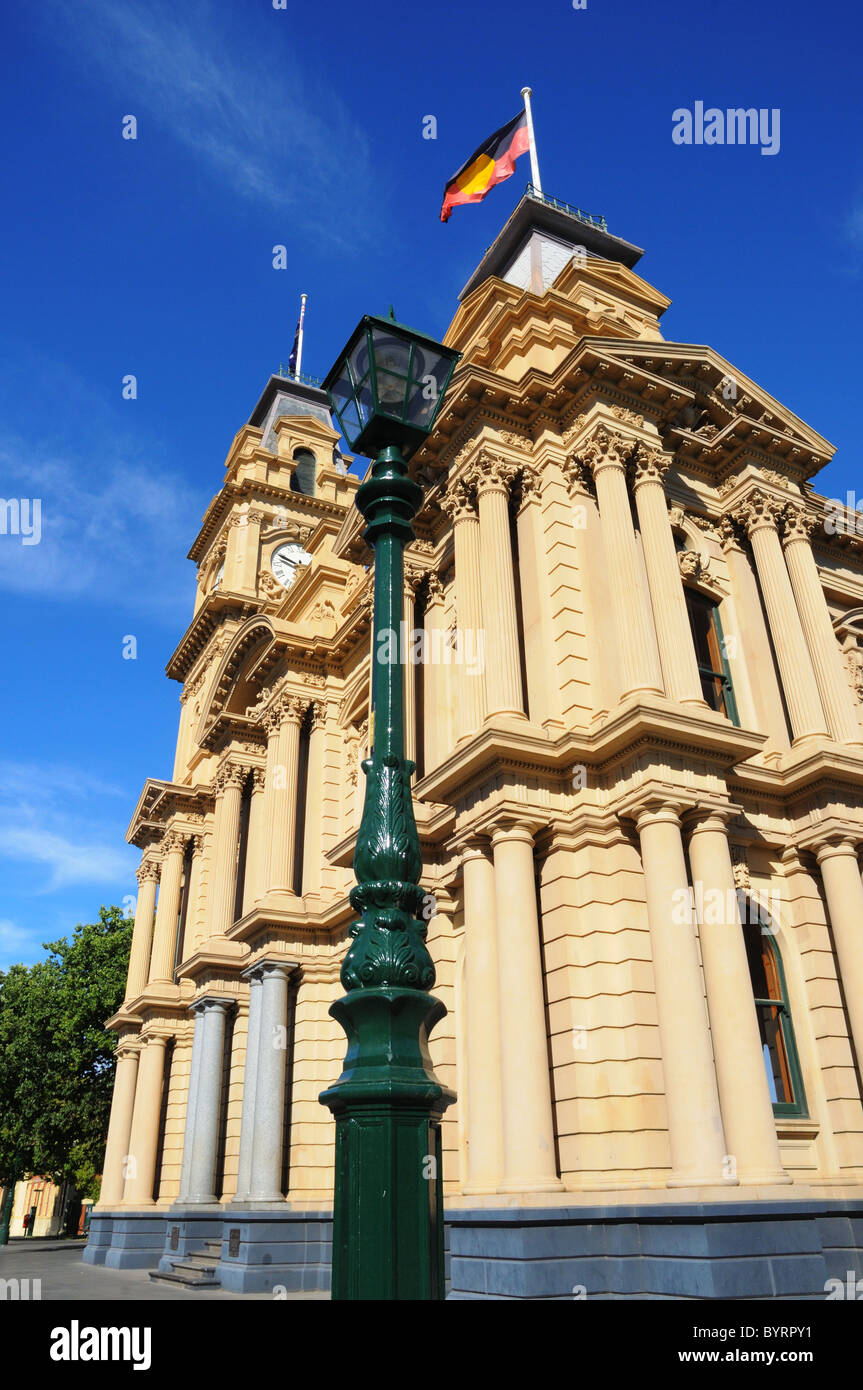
[666,1174,738,1189]
[737,1170,793,1186]
[496,1178,564,1195]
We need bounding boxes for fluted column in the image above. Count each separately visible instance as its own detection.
[816,839,863,1069]
[208,761,246,935]
[475,457,525,718]
[183,998,231,1204]
[243,768,267,913]
[126,858,159,1001]
[491,823,561,1192]
[178,1019,203,1202]
[781,505,863,745]
[98,1039,140,1206]
[268,696,305,893]
[687,811,788,1183]
[460,840,504,1192]
[302,704,326,897]
[581,428,663,698]
[148,831,186,985]
[248,962,292,1202]
[123,1033,168,1206]
[422,573,448,772]
[234,969,263,1202]
[630,443,704,704]
[443,482,486,738]
[636,804,727,1185]
[257,707,281,898]
[732,491,828,740]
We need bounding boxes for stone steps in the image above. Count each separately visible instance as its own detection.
[148,1247,222,1289]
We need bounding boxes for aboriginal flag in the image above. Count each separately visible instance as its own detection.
[440,110,530,223]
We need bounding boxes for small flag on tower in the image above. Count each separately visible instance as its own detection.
[288,292,308,377]
[440,110,530,223]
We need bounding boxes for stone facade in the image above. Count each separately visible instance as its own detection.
[86,193,863,1298]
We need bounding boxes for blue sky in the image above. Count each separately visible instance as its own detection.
[0,0,860,968]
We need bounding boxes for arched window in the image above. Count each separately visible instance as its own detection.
[233,772,254,922]
[743,917,807,1118]
[291,448,316,496]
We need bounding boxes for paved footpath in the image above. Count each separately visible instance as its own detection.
[0,1240,327,1301]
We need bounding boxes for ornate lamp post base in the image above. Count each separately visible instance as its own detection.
[321,988,454,1300]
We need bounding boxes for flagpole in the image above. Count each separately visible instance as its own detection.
[295,292,308,380]
[521,87,542,194]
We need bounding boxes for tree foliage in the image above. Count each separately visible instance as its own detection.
[0,905,132,1200]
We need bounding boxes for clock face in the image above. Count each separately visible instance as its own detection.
[271,542,311,589]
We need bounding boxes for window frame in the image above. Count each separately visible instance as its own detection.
[745,919,808,1120]
[684,586,740,727]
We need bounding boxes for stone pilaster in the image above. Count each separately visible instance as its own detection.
[635,804,727,1185]
[208,761,246,935]
[126,858,159,1001]
[182,998,231,1204]
[460,839,504,1193]
[443,480,487,739]
[580,428,663,699]
[248,962,293,1203]
[149,831,186,985]
[630,443,704,705]
[473,455,525,719]
[268,695,306,893]
[98,1039,140,1207]
[731,491,828,741]
[780,504,863,745]
[490,822,561,1192]
[686,810,788,1184]
[816,838,863,1072]
[123,1033,169,1207]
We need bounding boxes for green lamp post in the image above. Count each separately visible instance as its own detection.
[319,311,461,1300]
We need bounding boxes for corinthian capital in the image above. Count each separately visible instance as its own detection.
[629,441,670,488]
[440,479,476,523]
[273,693,308,726]
[217,760,248,793]
[578,426,632,477]
[161,829,187,856]
[136,858,160,885]
[779,502,817,546]
[730,488,782,536]
[469,451,517,496]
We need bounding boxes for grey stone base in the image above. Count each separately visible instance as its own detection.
[217,1208,332,1294]
[83,1197,863,1297]
[447,1199,863,1300]
[102,1212,169,1270]
[81,1211,115,1266]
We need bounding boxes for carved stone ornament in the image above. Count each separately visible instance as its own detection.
[610,405,645,429]
[439,480,476,523]
[630,441,670,487]
[780,503,817,545]
[258,569,282,603]
[677,550,703,580]
[578,426,631,476]
[731,489,782,535]
[842,638,863,704]
[137,858,160,884]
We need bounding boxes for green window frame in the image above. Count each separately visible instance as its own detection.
[743,917,808,1119]
[684,587,740,726]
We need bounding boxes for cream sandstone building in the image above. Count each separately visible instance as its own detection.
[85,192,863,1298]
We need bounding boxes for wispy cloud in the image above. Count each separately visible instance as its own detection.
[0,827,133,891]
[0,429,202,610]
[44,0,377,243]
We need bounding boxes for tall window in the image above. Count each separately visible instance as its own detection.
[291,448,316,496]
[214,1009,235,1201]
[173,841,193,979]
[743,919,807,1118]
[233,772,254,923]
[508,499,531,720]
[292,709,312,896]
[152,1040,175,1202]
[684,588,740,725]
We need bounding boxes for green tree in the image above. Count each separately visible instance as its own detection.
[0,906,132,1206]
